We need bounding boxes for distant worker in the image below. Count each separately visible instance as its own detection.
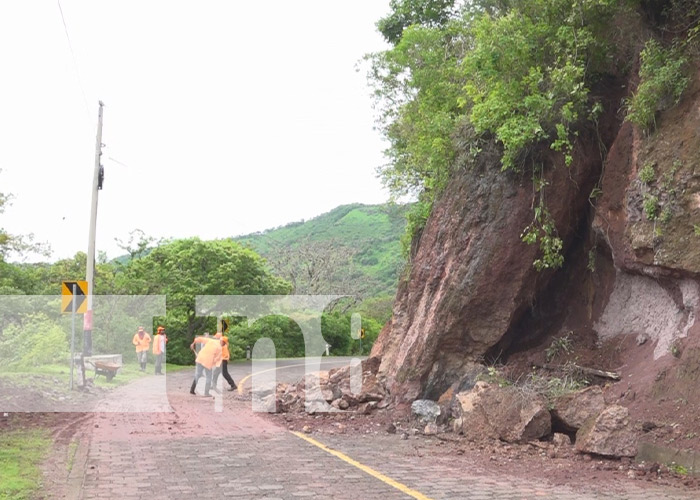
[212,332,237,391]
[189,334,223,397]
[153,326,167,375]
[132,326,151,372]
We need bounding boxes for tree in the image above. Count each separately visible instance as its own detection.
[114,229,163,262]
[115,238,292,363]
[377,0,457,45]
[265,239,362,296]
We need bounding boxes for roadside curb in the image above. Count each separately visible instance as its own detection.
[65,428,91,499]
[637,440,700,477]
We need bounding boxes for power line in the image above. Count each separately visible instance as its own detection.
[56,0,92,121]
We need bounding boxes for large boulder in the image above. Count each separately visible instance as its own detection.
[575,405,638,457]
[551,386,606,431]
[456,381,551,443]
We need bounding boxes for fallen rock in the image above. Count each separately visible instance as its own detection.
[358,373,386,403]
[357,401,378,415]
[411,399,441,425]
[456,382,551,443]
[424,422,438,435]
[551,386,606,431]
[575,405,638,457]
[552,432,572,447]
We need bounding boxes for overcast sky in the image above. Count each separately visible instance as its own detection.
[0,0,392,262]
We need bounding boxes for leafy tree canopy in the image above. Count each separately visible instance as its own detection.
[368,0,623,263]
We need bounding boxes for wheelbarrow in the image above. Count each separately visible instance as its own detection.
[93,361,121,381]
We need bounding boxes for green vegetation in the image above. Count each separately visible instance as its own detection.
[520,175,564,271]
[669,462,689,475]
[368,0,695,270]
[643,194,660,221]
[0,429,50,500]
[0,225,393,367]
[223,311,383,359]
[625,39,689,132]
[524,371,588,409]
[545,333,574,363]
[639,163,656,184]
[478,365,512,388]
[660,207,673,224]
[236,203,407,296]
[670,341,682,358]
[368,0,621,269]
[479,364,588,408]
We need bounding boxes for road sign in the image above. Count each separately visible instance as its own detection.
[360,328,366,339]
[221,319,229,333]
[61,280,88,314]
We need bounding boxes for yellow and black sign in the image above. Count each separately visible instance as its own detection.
[61,280,88,314]
[360,328,366,339]
[221,319,229,333]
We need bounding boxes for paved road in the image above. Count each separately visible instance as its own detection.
[61,365,699,500]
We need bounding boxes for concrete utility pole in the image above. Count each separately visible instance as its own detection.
[83,100,105,361]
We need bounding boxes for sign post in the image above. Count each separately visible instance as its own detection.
[70,283,76,390]
[62,280,88,389]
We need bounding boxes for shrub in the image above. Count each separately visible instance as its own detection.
[626,39,689,131]
[643,194,660,220]
[545,334,574,363]
[639,163,655,184]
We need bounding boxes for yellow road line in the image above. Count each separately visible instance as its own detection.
[291,431,434,500]
[236,360,349,395]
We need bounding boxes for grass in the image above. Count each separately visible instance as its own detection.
[0,429,51,500]
[0,361,192,392]
[66,440,78,473]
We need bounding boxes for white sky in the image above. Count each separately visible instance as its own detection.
[0,0,392,262]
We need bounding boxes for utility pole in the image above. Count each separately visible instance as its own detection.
[83,100,104,366]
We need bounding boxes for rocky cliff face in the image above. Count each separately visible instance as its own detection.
[373,60,700,403]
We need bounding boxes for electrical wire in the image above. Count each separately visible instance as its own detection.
[57,0,92,122]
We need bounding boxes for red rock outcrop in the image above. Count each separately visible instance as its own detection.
[373,126,609,400]
[373,52,700,408]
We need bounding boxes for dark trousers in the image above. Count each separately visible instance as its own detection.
[213,360,237,388]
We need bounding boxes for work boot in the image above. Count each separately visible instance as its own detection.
[228,384,237,391]
[190,380,197,395]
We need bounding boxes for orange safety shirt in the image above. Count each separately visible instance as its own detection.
[194,338,222,370]
[222,337,230,361]
[132,332,151,352]
[153,334,167,355]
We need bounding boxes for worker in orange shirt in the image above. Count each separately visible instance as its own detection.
[153,326,167,375]
[189,334,223,397]
[212,332,237,391]
[132,326,151,372]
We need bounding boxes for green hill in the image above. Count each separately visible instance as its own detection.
[235,203,409,298]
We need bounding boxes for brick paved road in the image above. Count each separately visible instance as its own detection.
[72,371,698,500]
